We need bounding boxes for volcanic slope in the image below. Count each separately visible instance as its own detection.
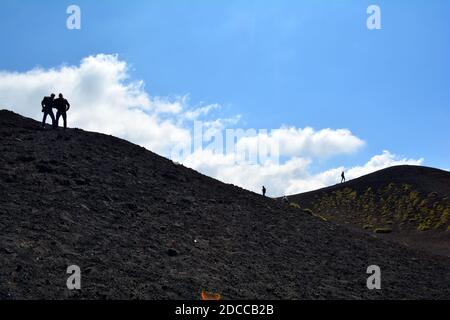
[0,110,449,299]
[288,166,450,257]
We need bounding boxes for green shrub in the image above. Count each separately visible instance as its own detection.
[289,202,301,209]
[313,214,328,222]
[374,227,392,234]
[417,224,430,232]
[418,218,432,232]
[441,208,449,224]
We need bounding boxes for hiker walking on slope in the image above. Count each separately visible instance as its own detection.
[341,171,346,183]
[262,186,267,197]
[41,93,56,129]
[54,93,71,129]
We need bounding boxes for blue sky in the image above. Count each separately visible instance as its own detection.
[0,0,449,194]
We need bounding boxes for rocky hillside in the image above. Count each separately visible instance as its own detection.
[288,166,450,257]
[0,110,449,299]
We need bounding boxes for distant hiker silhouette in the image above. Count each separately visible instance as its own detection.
[54,93,71,129]
[341,171,346,183]
[262,186,267,197]
[41,93,56,128]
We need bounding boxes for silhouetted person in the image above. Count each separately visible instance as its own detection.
[54,93,71,129]
[41,93,56,128]
[262,186,267,197]
[341,171,346,183]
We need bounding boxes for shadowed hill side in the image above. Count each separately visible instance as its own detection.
[0,109,449,299]
[288,166,450,257]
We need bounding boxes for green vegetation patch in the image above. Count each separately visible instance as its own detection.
[374,227,392,234]
[309,182,450,234]
[289,202,301,209]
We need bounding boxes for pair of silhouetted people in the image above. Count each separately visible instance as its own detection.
[41,93,71,129]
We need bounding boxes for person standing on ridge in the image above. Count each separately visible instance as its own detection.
[341,171,346,183]
[41,93,56,129]
[54,93,71,129]
[262,186,267,197]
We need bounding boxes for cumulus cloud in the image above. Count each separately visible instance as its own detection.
[236,126,365,160]
[0,54,195,155]
[184,103,220,120]
[0,54,424,197]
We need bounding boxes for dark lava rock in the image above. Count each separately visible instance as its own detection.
[35,162,54,174]
[0,109,449,300]
[16,155,35,163]
[167,249,178,257]
[1,248,14,255]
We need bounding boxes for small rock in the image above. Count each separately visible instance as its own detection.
[2,248,13,254]
[125,203,138,210]
[181,196,194,204]
[58,179,71,186]
[36,162,54,174]
[16,155,35,163]
[167,248,178,257]
[85,267,95,274]
[5,174,16,183]
[80,204,90,211]
[75,179,88,186]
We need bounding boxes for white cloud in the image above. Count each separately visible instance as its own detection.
[0,54,424,197]
[0,54,194,155]
[236,126,365,160]
[184,103,220,120]
[7,55,232,156]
